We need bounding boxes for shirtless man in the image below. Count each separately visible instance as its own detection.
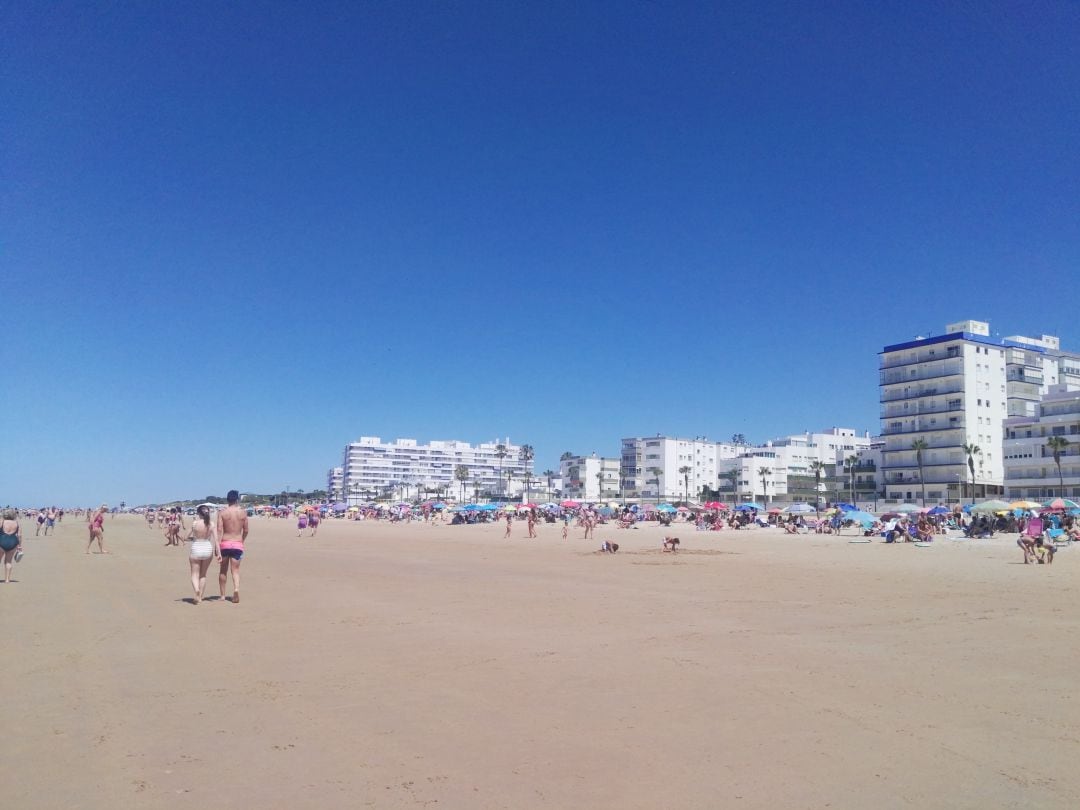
[216,490,249,604]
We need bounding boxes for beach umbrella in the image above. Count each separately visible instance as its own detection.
[892,503,922,513]
[843,510,876,526]
[1042,498,1079,511]
[735,502,764,511]
[767,507,782,514]
[598,506,614,517]
[971,499,1010,513]
[462,504,480,511]
[880,511,901,520]
[640,504,657,512]
[785,503,816,514]
[835,502,858,512]
[1010,500,1042,510]
[657,504,676,513]
[927,506,950,515]
[560,499,580,508]
[676,506,691,512]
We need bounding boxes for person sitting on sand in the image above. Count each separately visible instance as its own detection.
[600,540,619,553]
[662,536,680,552]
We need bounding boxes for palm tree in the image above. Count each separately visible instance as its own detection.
[648,467,663,505]
[1046,436,1070,498]
[596,470,607,501]
[720,469,739,504]
[454,464,469,503]
[494,444,508,496]
[758,467,769,507]
[518,445,535,501]
[845,454,859,505]
[808,460,827,518]
[559,451,574,462]
[679,465,692,505]
[910,439,929,506]
[961,443,981,503]
[542,469,555,497]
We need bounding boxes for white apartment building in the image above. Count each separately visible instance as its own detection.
[717,428,872,505]
[341,437,533,503]
[559,454,620,501]
[326,467,344,502]
[1003,384,1080,500]
[620,436,733,502]
[880,320,1079,503]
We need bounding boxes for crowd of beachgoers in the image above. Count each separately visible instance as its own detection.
[4,495,1077,590]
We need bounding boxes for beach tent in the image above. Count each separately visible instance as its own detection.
[834,503,858,512]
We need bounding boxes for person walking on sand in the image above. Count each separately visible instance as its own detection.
[216,490,249,604]
[308,509,319,537]
[1,509,23,583]
[527,509,537,538]
[297,509,308,537]
[86,504,109,554]
[185,505,220,604]
[504,511,512,538]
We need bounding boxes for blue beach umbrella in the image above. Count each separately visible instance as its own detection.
[657,504,677,513]
[927,506,950,515]
[835,503,858,512]
[735,503,764,511]
[843,510,876,525]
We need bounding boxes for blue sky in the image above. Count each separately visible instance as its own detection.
[3,1,1078,505]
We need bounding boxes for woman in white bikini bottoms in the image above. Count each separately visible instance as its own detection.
[185,505,220,604]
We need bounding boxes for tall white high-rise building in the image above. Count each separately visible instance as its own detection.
[879,320,1079,503]
[341,437,532,503]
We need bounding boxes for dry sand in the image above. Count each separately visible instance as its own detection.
[4,513,1079,809]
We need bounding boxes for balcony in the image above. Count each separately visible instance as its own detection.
[880,382,966,403]
[881,420,965,437]
[880,361,963,386]
[880,349,963,370]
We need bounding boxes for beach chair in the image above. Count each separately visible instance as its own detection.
[1047,528,1070,548]
[1024,518,1044,543]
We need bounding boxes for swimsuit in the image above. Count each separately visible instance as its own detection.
[0,532,19,552]
[189,538,214,561]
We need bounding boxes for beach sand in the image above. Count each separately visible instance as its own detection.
[4,514,1079,809]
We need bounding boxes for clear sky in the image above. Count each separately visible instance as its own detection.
[3,1,1078,505]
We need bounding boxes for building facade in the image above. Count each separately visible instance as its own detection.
[327,467,344,502]
[620,436,733,502]
[341,437,533,503]
[559,454,621,502]
[1003,384,1080,500]
[716,428,872,505]
[880,320,1079,503]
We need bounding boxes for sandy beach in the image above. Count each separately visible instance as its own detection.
[4,513,1079,809]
